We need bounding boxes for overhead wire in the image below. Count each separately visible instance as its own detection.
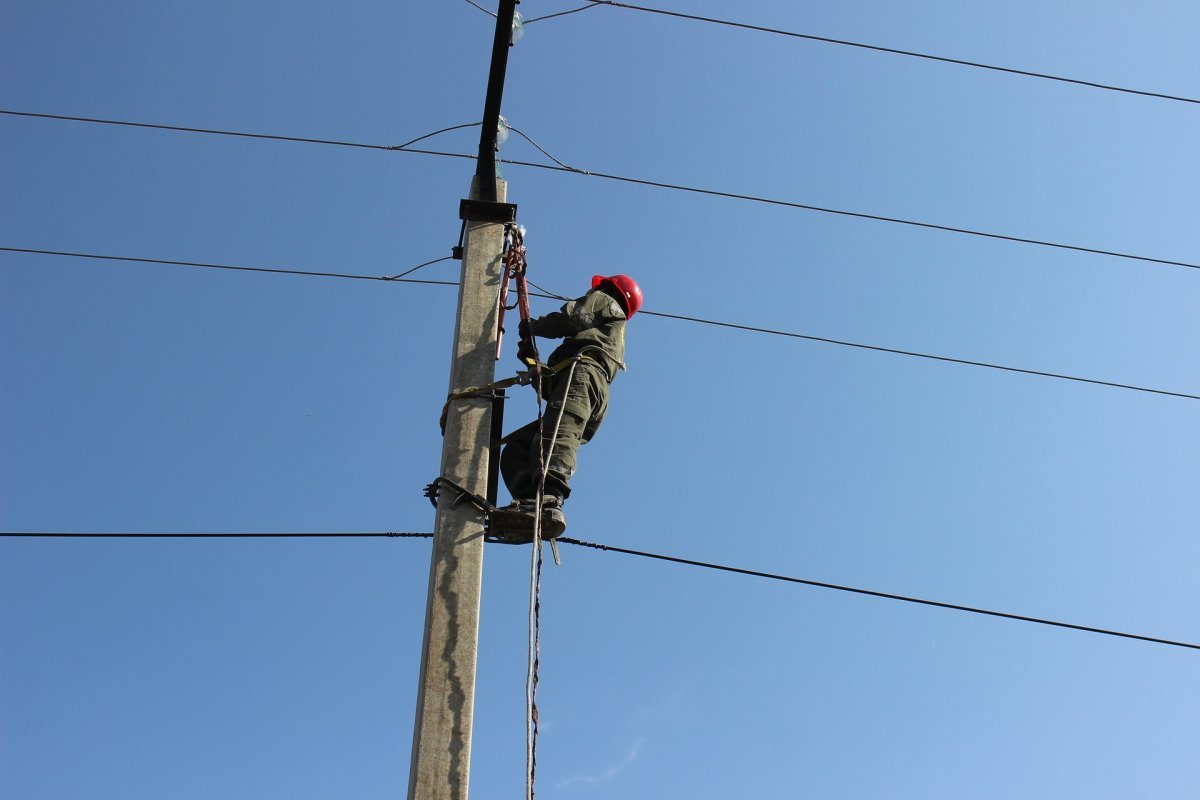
[5,246,1197,402]
[512,159,1200,273]
[3,530,1194,651]
[464,0,602,25]
[4,109,1198,273]
[384,255,455,280]
[581,1,1200,106]
[524,3,603,24]
[390,121,481,150]
[633,308,1200,402]
[504,124,587,172]
[525,278,570,301]
[522,279,1200,401]
[0,110,481,164]
[0,247,458,285]
[498,131,1200,273]
[1,110,405,152]
[556,537,1200,651]
[0,531,433,538]
[460,0,496,17]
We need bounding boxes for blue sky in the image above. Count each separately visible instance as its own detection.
[2,1,1198,798]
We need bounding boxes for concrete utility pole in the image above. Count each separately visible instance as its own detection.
[408,3,520,799]
[407,178,508,800]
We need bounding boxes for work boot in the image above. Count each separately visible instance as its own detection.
[539,496,567,538]
[488,499,537,544]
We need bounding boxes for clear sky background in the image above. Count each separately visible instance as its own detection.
[2,1,1198,798]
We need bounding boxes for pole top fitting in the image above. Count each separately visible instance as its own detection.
[459,199,518,223]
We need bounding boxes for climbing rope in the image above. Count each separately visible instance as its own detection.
[502,227,590,800]
[525,504,544,800]
[502,223,546,800]
[526,353,581,800]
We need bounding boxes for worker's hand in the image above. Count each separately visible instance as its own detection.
[516,338,537,365]
[518,318,532,340]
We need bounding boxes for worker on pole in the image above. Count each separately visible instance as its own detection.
[497,274,643,536]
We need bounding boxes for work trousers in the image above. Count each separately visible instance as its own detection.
[500,359,611,502]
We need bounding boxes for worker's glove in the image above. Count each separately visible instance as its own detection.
[518,318,533,340]
[516,338,538,365]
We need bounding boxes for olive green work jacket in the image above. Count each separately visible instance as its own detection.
[530,289,627,381]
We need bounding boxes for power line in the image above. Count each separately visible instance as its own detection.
[505,124,586,172]
[0,109,479,160]
[524,3,602,24]
[0,247,458,286]
[4,530,1193,651]
[0,531,433,538]
[557,537,1200,651]
[5,246,1197,402]
[527,280,1199,401]
[391,121,481,150]
[384,256,456,280]
[464,0,602,25]
[519,161,1200,273]
[634,308,1200,402]
[584,1,1200,106]
[0,109,409,151]
[461,0,496,17]
[5,109,1198,273]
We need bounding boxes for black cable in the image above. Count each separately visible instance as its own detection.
[1,531,433,538]
[6,246,1197,402]
[588,1,1200,106]
[5,109,1198,273]
[523,282,1200,403]
[524,3,603,24]
[383,256,455,280]
[635,308,1200,402]
[558,537,1200,651]
[526,280,570,301]
[508,159,1200,273]
[0,247,459,286]
[523,282,1199,401]
[1,109,399,150]
[390,121,480,150]
[7,530,1193,651]
[461,0,496,17]
[505,124,586,172]
[0,110,475,160]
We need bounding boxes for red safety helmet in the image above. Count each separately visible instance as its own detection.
[591,273,643,319]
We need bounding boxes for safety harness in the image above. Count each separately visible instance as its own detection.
[430,223,579,542]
